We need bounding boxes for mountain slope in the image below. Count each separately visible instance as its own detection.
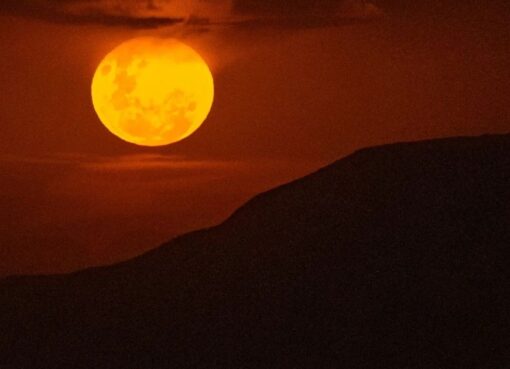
[0,134,509,369]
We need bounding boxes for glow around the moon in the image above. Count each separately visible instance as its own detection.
[91,37,214,147]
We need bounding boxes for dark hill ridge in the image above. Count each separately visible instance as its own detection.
[0,134,509,369]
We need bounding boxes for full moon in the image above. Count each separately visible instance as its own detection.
[91,37,214,146]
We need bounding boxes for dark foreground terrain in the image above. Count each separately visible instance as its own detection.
[1,134,508,369]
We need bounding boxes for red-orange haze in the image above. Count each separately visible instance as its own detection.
[0,0,509,276]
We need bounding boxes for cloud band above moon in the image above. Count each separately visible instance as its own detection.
[0,0,383,28]
[0,0,183,28]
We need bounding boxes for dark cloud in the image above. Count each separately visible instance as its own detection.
[215,15,379,30]
[371,0,509,17]
[233,0,509,20]
[233,0,341,15]
[2,0,506,29]
[0,0,183,28]
[217,0,383,29]
[0,0,383,29]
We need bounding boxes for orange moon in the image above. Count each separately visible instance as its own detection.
[91,37,214,147]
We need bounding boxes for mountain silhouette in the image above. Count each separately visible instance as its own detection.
[0,134,508,369]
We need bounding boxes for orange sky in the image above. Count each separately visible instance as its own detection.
[0,1,509,276]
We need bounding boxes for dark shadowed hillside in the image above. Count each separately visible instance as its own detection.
[0,134,508,369]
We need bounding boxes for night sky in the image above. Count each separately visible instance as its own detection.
[0,0,509,276]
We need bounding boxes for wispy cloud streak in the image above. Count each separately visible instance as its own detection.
[0,153,239,172]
